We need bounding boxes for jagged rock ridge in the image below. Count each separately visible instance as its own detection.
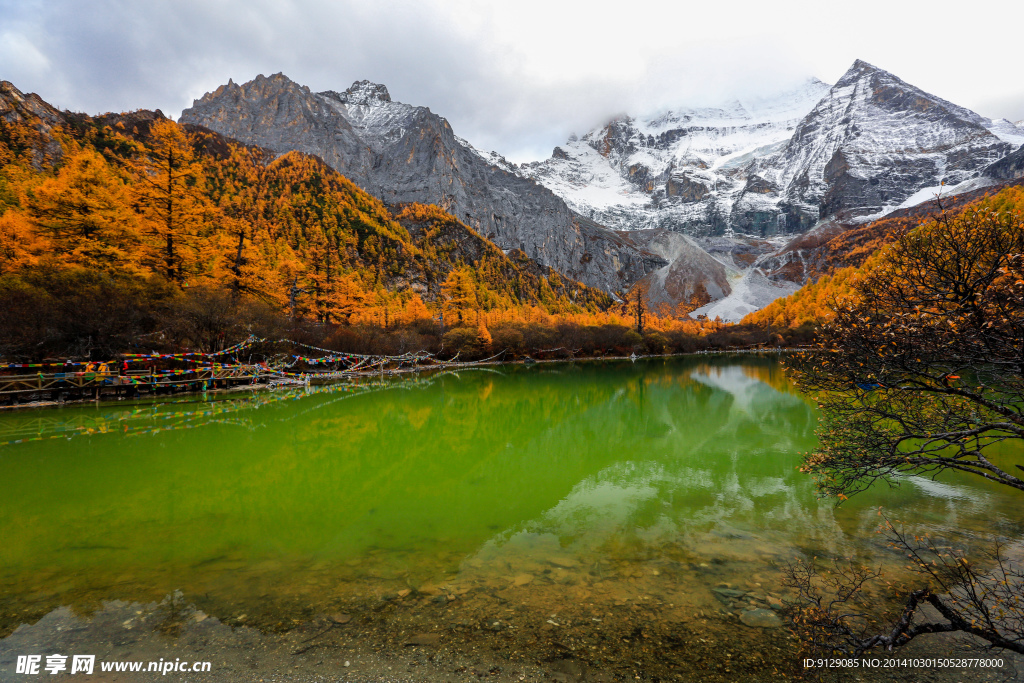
[0,81,68,168]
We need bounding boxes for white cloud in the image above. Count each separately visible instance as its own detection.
[0,31,51,77]
[0,0,1021,164]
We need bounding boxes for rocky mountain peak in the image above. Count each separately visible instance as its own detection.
[1,80,27,105]
[191,72,311,109]
[1,81,60,117]
[182,73,664,295]
[754,59,1014,227]
[829,59,985,124]
[328,80,392,106]
[835,58,917,95]
[1,80,66,167]
[262,72,304,89]
[846,58,882,75]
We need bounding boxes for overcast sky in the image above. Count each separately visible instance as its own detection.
[2,0,1023,163]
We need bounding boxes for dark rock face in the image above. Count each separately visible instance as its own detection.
[665,174,709,202]
[742,176,777,195]
[181,75,662,293]
[551,146,570,160]
[733,209,785,236]
[985,144,1024,180]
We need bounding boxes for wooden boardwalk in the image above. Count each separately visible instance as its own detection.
[0,365,263,399]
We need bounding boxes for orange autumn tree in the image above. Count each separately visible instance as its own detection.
[130,118,210,284]
[440,266,480,326]
[0,210,46,273]
[401,293,432,325]
[29,148,144,274]
[475,321,492,348]
[330,271,371,325]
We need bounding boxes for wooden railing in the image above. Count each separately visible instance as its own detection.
[0,366,263,396]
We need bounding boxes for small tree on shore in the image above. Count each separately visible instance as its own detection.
[794,204,1024,496]
[624,280,650,335]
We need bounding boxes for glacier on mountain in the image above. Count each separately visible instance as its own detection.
[521,78,831,236]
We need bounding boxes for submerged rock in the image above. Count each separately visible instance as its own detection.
[739,608,782,629]
[547,556,579,569]
[404,632,441,646]
[711,587,748,604]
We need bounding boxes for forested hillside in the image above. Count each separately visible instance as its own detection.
[743,184,1024,329]
[0,82,735,361]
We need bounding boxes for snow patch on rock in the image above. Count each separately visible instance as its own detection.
[983,118,1024,147]
[691,269,801,323]
[853,176,1001,224]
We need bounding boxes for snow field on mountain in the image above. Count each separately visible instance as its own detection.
[982,118,1024,147]
[522,79,832,234]
[531,142,650,212]
[691,268,801,323]
[854,176,1000,224]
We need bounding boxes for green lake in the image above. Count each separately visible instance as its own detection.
[1,355,1021,676]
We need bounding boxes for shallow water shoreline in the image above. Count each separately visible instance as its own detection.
[5,592,1017,683]
[0,347,802,413]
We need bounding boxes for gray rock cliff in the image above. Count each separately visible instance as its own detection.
[985,144,1024,181]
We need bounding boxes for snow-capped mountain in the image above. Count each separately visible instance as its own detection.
[524,60,1017,239]
[754,60,1016,229]
[522,79,831,236]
